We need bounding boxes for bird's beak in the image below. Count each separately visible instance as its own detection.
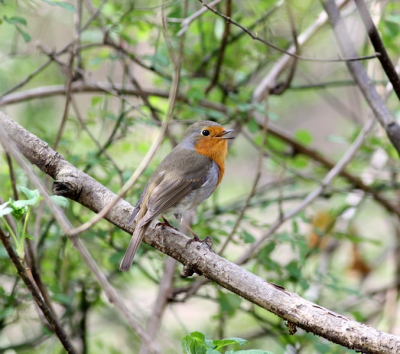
[216,129,235,139]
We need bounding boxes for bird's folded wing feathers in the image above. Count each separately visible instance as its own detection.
[137,152,214,227]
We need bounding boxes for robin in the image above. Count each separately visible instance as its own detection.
[119,121,234,271]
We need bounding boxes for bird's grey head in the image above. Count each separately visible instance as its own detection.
[179,121,224,150]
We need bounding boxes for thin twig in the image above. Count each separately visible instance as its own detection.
[52,11,79,151]
[198,0,379,63]
[25,239,57,316]
[205,0,232,94]
[5,152,18,200]
[0,60,52,99]
[236,116,376,265]
[75,0,84,78]
[290,80,387,90]
[177,0,222,36]
[0,227,77,354]
[270,0,299,95]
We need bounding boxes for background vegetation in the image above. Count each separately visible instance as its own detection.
[1,0,400,353]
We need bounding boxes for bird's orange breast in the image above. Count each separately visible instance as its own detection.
[194,137,228,187]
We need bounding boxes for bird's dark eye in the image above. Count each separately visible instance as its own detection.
[202,129,210,136]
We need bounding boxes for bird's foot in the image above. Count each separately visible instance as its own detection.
[156,216,179,231]
[186,234,214,252]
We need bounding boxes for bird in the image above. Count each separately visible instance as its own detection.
[119,120,234,271]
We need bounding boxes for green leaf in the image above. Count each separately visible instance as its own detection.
[41,0,76,12]
[16,26,31,42]
[385,14,400,26]
[237,103,253,113]
[190,332,206,343]
[0,207,13,217]
[50,195,70,208]
[13,199,36,208]
[91,96,103,106]
[299,278,309,291]
[294,129,313,145]
[3,16,27,26]
[52,293,73,306]
[258,242,275,257]
[213,337,248,350]
[0,307,13,321]
[19,187,40,202]
[242,230,255,243]
[187,87,205,103]
[7,200,27,220]
[247,118,259,133]
[0,201,12,217]
[182,332,207,354]
[285,261,301,280]
[289,155,309,169]
[266,135,286,152]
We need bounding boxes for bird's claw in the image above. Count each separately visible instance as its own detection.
[156,216,179,231]
[186,235,214,252]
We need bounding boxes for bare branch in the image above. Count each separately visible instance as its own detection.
[322,0,400,157]
[354,0,400,101]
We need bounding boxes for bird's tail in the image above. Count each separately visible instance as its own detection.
[119,223,150,271]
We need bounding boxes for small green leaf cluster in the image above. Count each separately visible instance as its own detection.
[0,187,69,258]
[182,331,273,354]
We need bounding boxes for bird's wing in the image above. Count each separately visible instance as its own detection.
[137,149,214,227]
